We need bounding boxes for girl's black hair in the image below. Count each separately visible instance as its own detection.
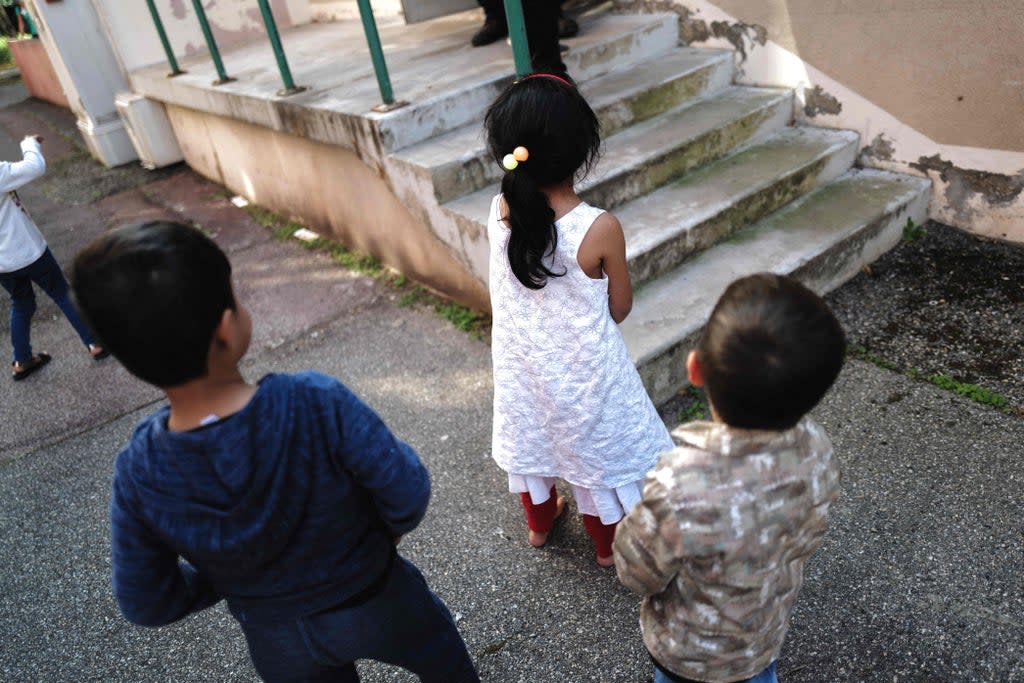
[484,75,601,289]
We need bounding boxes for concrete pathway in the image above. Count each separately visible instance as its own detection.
[1,89,1021,682]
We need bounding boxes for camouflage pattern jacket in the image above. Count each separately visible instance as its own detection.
[613,417,841,682]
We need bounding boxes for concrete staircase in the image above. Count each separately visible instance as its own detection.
[384,8,930,405]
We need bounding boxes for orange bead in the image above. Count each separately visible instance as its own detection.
[512,146,530,162]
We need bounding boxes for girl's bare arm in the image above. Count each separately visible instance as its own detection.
[578,212,633,323]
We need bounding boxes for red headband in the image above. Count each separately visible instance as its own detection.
[519,73,575,88]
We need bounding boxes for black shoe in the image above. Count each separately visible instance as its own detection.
[471,19,508,47]
[558,15,579,38]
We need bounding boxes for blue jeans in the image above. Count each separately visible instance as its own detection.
[0,248,96,363]
[236,557,479,683]
[654,660,778,683]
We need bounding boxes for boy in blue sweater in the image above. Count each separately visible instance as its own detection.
[71,221,479,683]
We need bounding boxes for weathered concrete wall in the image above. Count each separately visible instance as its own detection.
[8,39,69,109]
[614,0,1024,243]
[164,103,490,310]
[92,0,312,73]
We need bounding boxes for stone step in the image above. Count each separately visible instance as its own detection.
[622,169,932,405]
[443,86,793,237]
[375,12,680,152]
[621,126,860,287]
[392,48,734,204]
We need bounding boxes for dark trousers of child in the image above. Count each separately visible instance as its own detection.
[237,556,479,683]
[0,248,96,363]
[521,486,617,558]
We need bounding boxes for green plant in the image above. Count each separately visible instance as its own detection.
[0,37,10,67]
[927,374,1009,409]
[902,217,926,243]
[847,343,900,371]
[678,386,708,422]
[434,301,482,332]
[244,201,489,336]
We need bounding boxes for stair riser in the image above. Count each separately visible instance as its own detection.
[381,16,679,153]
[581,97,792,212]
[567,17,679,82]
[637,189,930,405]
[628,142,856,286]
[597,55,733,138]
[429,58,732,205]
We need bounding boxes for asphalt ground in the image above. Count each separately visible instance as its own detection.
[1,88,1021,682]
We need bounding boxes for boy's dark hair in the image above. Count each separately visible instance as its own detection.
[484,75,601,289]
[697,273,846,430]
[71,221,235,388]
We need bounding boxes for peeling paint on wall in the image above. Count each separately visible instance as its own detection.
[709,20,766,62]
[613,1,766,62]
[911,154,1024,221]
[860,133,895,163]
[803,84,842,117]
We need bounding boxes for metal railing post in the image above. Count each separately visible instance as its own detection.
[190,0,234,85]
[355,0,406,111]
[255,0,306,96]
[144,0,184,77]
[503,0,532,77]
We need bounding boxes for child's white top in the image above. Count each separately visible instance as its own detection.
[488,195,672,490]
[0,138,47,273]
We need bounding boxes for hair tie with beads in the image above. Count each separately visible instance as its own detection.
[502,146,530,171]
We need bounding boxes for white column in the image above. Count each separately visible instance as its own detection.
[28,0,137,167]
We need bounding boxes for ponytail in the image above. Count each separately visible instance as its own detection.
[502,169,564,289]
[485,74,601,290]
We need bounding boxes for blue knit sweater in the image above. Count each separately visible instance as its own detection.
[110,372,430,626]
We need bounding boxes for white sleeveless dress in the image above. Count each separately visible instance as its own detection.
[488,195,673,524]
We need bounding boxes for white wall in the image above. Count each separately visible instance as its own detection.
[93,0,312,73]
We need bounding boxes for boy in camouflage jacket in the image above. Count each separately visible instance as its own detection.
[613,273,845,683]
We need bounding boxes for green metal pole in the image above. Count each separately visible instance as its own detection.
[145,0,184,77]
[503,0,532,77]
[255,0,305,96]
[355,0,398,110]
[190,0,234,85]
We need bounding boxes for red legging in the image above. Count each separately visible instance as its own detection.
[520,487,618,558]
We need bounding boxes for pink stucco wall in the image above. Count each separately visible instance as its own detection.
[8,38,70,109]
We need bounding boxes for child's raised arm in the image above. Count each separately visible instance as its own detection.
[0,135,46,194]
[577,211,633,323]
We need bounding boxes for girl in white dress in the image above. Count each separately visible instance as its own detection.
[484,74,673,567]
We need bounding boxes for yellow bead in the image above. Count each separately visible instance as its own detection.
[502,154,518,171]
[513,146,529,162]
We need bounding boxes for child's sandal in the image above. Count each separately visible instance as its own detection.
[12,352,51,381]
[89,344,110,360]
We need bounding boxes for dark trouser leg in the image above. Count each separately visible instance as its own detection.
[0,271,36,363]
[478,0,504,22]
[522,0,566,75]
[28,249,96,348]
[254,557,480,683]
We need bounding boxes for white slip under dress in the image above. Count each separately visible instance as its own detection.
[487,195,673,525]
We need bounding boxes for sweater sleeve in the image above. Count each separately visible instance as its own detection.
[110,470,220,627]
[331,381,431,536]
[0,139,46,194]
[613,462,687,596]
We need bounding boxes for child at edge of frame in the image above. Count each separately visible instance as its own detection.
[613,273,846,683]
[483,73,674,567]
[70,220,480,683]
